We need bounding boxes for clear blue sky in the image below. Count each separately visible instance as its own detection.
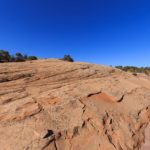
[0,0,150,66]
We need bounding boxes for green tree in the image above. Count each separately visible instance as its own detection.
[0,50,11,62]
[15,52,25,62]
[27,56,38,60]
[62,55,74,62]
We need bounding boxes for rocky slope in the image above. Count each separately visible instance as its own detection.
[0,59,150,150]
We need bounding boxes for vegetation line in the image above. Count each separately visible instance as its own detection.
[115,66,150,75]
[0,50,74,63]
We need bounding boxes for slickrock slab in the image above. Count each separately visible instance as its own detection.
[0,59,150,150]
[140,123,150,150]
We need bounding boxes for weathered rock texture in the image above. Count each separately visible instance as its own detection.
[0,59,150,150]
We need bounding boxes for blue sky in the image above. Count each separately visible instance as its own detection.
[0,0,150,66]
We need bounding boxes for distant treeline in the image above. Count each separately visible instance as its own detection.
[0,50,74,63]
[0,50,38,62]
[115,66,150,75]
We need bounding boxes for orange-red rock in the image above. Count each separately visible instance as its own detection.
[0,59,150,150]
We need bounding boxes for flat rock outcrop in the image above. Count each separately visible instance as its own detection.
[0,59,150,150]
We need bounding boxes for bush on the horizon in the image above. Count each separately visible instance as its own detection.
[61,55,74,62]
[115,65,150,75]
[15,52,25,62]
[0,50,11,62]
[27,56,38,60]
[0,50,38,63]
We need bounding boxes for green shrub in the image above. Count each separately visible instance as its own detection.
[61,55,74,62]
[27,56,38,60]
[0,50,38,63]
[15,52,25,62]
[0,50,11,62]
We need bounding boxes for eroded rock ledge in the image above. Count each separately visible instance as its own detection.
[0,59,150,150]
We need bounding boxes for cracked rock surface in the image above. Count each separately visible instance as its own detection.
[0,59,150,150]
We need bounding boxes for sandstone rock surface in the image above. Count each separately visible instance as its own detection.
[0,59,150,150]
